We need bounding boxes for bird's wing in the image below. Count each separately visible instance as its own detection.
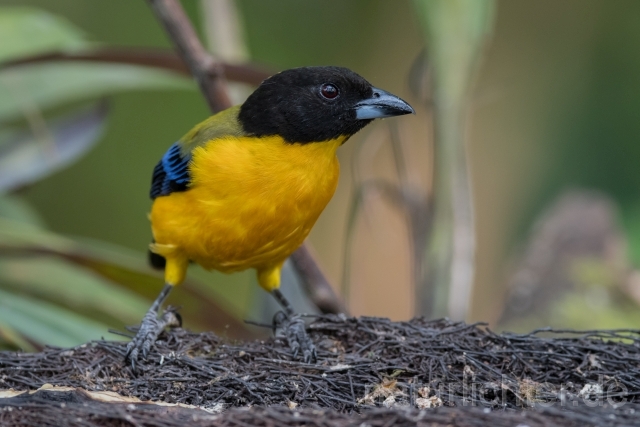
[150,106,243,199]
[150,143,191,199]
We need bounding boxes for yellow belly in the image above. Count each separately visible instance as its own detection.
[150,135,342,284]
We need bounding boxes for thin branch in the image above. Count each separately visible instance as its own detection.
[289,245,346,314]
[146,0,345,314]
[147,0,231,112]
[0,48,272,86]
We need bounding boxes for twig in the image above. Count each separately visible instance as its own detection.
[145,0,345,314]
[3,316,640,419]
[0,48,272,86]
[147,0,231,112]
[289,245,346,314]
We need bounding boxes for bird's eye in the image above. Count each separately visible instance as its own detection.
[320,83,339,100]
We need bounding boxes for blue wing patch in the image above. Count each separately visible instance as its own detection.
[150,143,192,199]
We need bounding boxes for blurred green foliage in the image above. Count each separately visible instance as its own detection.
[0,62,192,122]
[503,257,640,332]
[0,5,254,349]
[502,1,640,258]
[0,7,86,62]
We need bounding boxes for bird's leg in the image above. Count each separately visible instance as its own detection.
[271,289,317,363]
[125,284,180,369]
[271,288,295,316]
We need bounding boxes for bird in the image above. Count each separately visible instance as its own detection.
[125,66,414,367]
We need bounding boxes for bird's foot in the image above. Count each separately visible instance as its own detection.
[125,306,181,370]
[273,311,317,363]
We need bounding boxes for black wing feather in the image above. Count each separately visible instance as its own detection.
[150,143,191,199]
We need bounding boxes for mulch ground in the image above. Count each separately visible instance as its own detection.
[1,315,639,426]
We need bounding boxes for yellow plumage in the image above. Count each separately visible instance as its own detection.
[126,66,414,366]
[149,134,344,291]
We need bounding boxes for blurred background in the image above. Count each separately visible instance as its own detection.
[2,0,640,350]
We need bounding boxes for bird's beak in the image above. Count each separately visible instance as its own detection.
[354,87,415,120]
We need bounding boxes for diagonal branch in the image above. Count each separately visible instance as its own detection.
[147,0,232,112]
[146,0,345,314]
[289,244,347,314]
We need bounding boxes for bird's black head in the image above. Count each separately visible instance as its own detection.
[238,66,414,144]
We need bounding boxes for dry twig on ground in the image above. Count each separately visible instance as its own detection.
[1,315,639,426]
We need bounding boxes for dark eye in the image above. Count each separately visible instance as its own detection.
[320,83,339,99]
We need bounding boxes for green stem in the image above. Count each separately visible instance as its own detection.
[413,0,495,319]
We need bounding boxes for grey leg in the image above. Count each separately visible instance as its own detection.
[270,288,317,363]
[125,284,179,369]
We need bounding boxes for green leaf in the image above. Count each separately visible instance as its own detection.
[0,194,44,227]
[0,7,87,63]
[0,62,194,123]
[0,102,108,192]
[0,322,36,351]
[0,217,158,323]
[0,288,110,347]
[0,217,255,339]
[0,257,150,325]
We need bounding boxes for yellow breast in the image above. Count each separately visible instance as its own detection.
[150,135,343,273]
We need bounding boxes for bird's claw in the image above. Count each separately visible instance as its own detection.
[125,307,181,370]
[273,311,317,363]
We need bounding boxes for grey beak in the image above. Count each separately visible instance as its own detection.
[354,87,415,120]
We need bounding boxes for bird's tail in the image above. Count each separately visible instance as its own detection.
[148,240,166,270]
